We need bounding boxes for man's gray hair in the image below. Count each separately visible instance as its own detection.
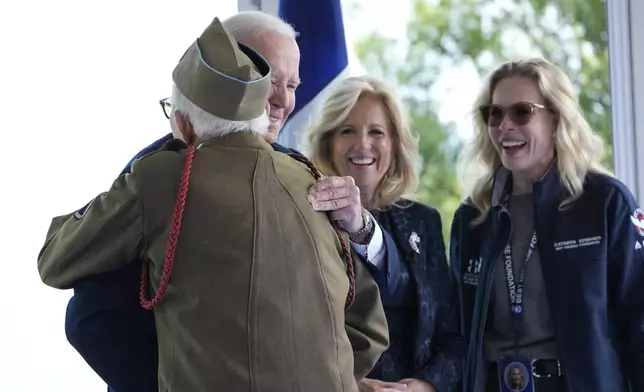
[170,85,269,141]
[222,11,298,41]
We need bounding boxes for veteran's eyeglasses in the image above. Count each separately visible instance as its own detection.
[159,97,172,119]
[479,102,548,127]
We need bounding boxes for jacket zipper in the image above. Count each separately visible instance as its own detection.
[476,206,571,390]
[533,215,570,391]
[474,208,512,382]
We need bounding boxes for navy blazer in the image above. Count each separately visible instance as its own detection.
[372,200,463,392]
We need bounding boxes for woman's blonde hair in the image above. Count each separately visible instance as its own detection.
[303,75,419,209]
[460,58,612,224]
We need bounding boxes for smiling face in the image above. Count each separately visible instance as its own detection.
[243,31,300,142]
[486,76,556,182]
[330,93,394,207]
[510,367,523,387]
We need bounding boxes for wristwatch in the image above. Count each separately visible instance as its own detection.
[348,209,375,242]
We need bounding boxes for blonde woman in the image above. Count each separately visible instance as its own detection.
[450,58,644,392]
[306,75,462,392]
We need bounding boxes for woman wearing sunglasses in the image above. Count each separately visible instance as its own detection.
[450,58,644,392]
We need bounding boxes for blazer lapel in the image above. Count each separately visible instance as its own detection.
[386,206,422,263]
[385,206,431,366]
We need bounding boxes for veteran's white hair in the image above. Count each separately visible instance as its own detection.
[170,85,269,141]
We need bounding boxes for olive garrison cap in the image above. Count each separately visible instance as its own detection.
[172,17,271,121]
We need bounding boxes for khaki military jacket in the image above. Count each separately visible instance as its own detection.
[38,132,389,392]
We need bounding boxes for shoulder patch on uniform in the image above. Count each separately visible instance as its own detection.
[630,208,644,237]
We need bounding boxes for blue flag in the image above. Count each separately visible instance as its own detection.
[277,0,350,150]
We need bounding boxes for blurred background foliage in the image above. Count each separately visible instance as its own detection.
[351,0,610,240]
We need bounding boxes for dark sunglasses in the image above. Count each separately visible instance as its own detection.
[479,102,547,127]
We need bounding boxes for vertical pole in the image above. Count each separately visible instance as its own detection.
[606,0,644,202]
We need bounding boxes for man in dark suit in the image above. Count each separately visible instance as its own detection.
[64,10,401,392]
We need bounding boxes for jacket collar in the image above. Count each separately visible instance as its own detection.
[491,163,565,209]
[271,142,294,154]
[383,202,418,261]
[198,131,273,151]
[491,168,512,207]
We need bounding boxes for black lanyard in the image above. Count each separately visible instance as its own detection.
[503,230,537,353]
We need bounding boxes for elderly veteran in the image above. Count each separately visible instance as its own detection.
[38,18,388,392]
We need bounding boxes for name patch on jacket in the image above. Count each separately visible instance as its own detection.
[553,236,602,251]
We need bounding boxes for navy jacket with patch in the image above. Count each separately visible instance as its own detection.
[449,167,644,392]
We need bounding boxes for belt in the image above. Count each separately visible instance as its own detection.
[531,359,563,378]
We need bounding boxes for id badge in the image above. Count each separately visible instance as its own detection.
[497,358,535,392]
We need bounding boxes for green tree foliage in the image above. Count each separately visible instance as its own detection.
[353,0,611,240]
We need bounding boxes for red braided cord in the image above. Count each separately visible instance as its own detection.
[138,146,356,310]
[333,222,357,309]
[140,145,196,310]
[289,154,356,309]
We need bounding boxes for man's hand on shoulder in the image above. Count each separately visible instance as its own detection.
[307,176,366,234]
